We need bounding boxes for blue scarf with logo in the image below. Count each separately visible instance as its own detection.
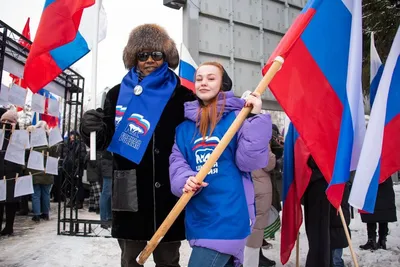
[108,62,177,164]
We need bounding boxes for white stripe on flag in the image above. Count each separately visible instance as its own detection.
[346,0,365,171]
[370,32,382,84]
[180,43,198,68]
[79,2,107,49]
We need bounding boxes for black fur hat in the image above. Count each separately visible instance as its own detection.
[123,24,179,70]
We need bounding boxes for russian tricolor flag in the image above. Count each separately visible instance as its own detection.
[280,123,311,264]
[262,0,365,209]
[178,43,197,92]
[369,32,384,108]
[349,26,400,213]
[24,0,107,93]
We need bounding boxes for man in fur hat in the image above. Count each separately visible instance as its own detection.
[80,24,195,266]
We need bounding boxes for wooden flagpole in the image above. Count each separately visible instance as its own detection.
[339,207,359,267]
[136,57,284,265]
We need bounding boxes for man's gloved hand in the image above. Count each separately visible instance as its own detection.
[81,108,104,134]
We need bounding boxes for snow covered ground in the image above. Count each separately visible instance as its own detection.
[0,185,399,267]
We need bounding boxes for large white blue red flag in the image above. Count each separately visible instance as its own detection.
[349,26,400,213]
[24,0,107,93]
[262,0,365,213]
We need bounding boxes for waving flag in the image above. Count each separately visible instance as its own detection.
[179,43,197,92]
[24,0,107,93]
[349,26,400,213]
[10,17,31,93]
[369,32,384,108]
[262,0,365,209]
[280,123,311,264]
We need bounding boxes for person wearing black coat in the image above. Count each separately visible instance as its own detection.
[304,156,351,267]
[0,110,24,236]
[359,177,397,250]
[80,24,195,267]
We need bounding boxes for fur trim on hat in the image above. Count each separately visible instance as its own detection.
[123,24,179,70]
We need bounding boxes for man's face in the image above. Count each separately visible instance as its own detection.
[136,50,165,76]
[70,135,75,142]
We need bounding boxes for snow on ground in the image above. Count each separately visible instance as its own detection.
[0,185,399,267]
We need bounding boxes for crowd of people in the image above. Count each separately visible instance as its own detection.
[1,23,398,267]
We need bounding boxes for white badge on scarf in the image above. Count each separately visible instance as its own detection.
[134,85,143,96]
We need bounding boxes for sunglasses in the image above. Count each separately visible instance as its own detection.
[137,51,164,62]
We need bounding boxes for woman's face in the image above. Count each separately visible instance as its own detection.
[195,65,222,105]
[136,50,164,76]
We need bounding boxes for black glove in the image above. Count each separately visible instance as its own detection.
[81,109,105,134]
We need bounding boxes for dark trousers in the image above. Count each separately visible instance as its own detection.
[0,203,18,232]
[304,179,331,267]
[367,222,388,240]
[118,239,180,267]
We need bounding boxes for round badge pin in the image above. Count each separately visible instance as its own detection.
[134,85,143,95]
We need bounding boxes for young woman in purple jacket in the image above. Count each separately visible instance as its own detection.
[169,62,272,267]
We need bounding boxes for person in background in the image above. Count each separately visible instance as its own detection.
[244,144,276,267]
[359,177,397,250]
[0,110,24,235]
[26,121,60,222]
[304,156,350,267]
[262,123,284,249]
[86,152,102,214]
[99,150,113,229]
[63,131,86,209]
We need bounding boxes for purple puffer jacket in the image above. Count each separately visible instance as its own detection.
[169,91,272,265]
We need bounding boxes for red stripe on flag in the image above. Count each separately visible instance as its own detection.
[380,113,400,183]
[280,184,302,264]
[24,51,63,92]
[268,39,343,186]
[281,137,311,264]
[180,77,195,92]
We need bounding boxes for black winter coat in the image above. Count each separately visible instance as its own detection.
[82,78,195,242]
[0,123,24,203]
[361,178,397,223]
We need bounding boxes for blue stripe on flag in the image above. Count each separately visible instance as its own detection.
[301,0,351,106]
[50,31,89,70]
[363,161,381,213]
[179,60,196,83]
[370,65,384,107]
[384,56,400,125]
[44,0,57,9]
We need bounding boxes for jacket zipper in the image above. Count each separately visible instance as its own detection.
[152,133,157,232]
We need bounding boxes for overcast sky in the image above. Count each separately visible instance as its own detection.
[0,0,183,103]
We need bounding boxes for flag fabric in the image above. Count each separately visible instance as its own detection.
[178,43,197,92]
[349,26,400,213]
[280,123,311,264]
[10,17,31,93]
[32,89,59,129]
[262,0,365,209]
[369,32,384,108]
[24,0,107,93]
[19,17,31,50]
